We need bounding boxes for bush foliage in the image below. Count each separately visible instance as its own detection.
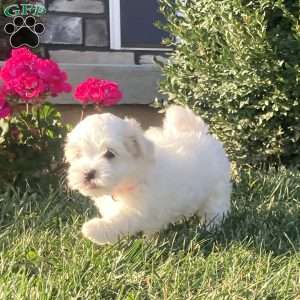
[0,104,68,184]
[159,0,300,167]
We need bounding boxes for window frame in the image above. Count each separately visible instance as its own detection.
[109,0,170,51]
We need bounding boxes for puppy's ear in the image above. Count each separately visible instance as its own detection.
[124,118,154,161]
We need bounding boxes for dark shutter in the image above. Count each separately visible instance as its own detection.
[120,0,168,48]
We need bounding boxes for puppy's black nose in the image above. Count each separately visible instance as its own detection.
[85,170,96,181]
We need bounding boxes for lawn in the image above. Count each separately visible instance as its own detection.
[0,168,300,299]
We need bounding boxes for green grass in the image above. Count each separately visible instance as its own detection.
[0,168,300,299]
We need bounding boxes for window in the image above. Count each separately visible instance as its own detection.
[109,0,169,50]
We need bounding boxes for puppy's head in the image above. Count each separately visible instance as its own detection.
[65,113,154,198]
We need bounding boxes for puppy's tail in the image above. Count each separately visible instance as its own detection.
[163,105,208,137]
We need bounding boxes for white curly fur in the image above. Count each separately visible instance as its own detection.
[65,105,232,244]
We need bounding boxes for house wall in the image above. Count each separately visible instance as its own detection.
[42,0,168,63]
[42,0,111,60]
[0,16,10,60]
[1,0,168,64]
[0,0,169,105]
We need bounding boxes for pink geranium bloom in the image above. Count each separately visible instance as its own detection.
[0,102,12,119]
[99,81,123,106]
[6,73,45,102]
[0,48,37,82]
[0,47,72,103]
[74,77,123,106]
[36,59,72,96]
[74,82,90,103]
[11,47,35,59]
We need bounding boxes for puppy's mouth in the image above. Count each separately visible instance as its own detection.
[84,180,99,189]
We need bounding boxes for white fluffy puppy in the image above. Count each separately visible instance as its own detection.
[65,105,231,244]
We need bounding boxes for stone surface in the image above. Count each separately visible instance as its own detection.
[138,55,155,64]
[41,15,82,45]
[0,16,10,60]
[0,16,8,39]
[49,64,163,104]
[0,39,10,60]
[85,19,108,47]
[48,0,104,14]
[49,50,135,65]
[138,54,169,65]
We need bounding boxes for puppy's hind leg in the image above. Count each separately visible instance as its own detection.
[198,182,231,228]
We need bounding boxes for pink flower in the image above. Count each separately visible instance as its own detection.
[0,47,72,103]
[0,47,37,82]
[74,82,91,104]
[6,73,45,102]
[74,77,123,106]
[11,47,35,58]
[0,102,12,119]
[99,81,123,106]
[35,59,72,96]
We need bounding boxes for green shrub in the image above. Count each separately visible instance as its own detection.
[159,0,300,167]
[0,103,68,184]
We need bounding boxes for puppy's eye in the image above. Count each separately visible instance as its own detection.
[103,150,115,159]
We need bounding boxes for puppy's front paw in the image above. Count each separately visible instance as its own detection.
[82,218,118,245]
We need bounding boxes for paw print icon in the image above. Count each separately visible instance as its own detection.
[4,16,45,48]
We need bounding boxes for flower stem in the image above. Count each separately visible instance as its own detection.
[95,104,102,113]
[80,106,86,121]
[36,105,42,138]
